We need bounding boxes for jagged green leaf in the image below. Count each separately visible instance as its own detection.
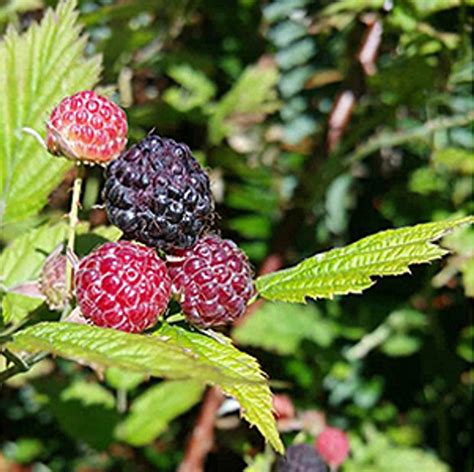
[208,61,280,144]
[116,380,204,446]
[256,216,474,303]
[433,147,474,175]
[61,379,115,408]
[7,321,283,452]
[163,64,216,112]
[156,324,284,453]
[233,302,338,355]
[0,222,68,288]
[0,0,43,24]
[0,0,101,226]
[2,292,43,325]
[105,367,146,392]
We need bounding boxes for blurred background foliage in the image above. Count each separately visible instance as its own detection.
[0,0,472,470]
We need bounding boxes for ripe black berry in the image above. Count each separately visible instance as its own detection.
[104,135,214,251]
[277,444,327,472]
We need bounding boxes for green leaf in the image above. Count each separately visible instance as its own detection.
[163,64,216,113]
[0,0,101,226]
[7,322,283,452]
[208,61,280,144]
[256,217,473,303]
[61,379,115,409]
[105,367,146,392]
[381,335,422,357]
[457,327,474,362]
[155,324,283,453]
[116,380,204,446]
[0,0,43,24]
[344,427,449,472]
[433,147,474,175]
[233,302,337,355]
[407,0,463,16]
[1,292,43,325]
[3,437,44,465]
[36,378,119,450]
[0,222,68,288]
[322,0,384,15]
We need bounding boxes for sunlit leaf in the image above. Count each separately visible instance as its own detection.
[256,217,473,303]
[7,322,283,452]
[116,380,204,446]
[0,0,101,225]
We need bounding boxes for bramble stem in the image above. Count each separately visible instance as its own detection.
[66,164,85,297]
[0,352,48,384]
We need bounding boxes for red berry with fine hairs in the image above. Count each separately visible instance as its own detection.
[75,241,170,333]
[47,90,127,164]
[315,427,350,468]
[39,246,69,310]
[168,235,254,327]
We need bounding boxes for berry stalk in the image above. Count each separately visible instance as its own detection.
[66,163,85,297]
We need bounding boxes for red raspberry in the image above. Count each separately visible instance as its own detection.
[46,90,128,164]
[273,394,295,421]
[39,247,69,310]
[167,235,254,327]
[74,241,170,333]
[315,427,350,469]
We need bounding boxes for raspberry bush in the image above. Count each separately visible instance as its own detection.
[0,1,472,471]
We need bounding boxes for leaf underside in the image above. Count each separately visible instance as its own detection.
[256,216,474,303]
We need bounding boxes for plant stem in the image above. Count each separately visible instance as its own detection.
[66,164,85,297]
[0,352,48,384]
[117,388,128,413]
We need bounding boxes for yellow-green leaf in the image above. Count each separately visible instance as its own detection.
[0,0,101,226]
[116,380,204,446]
[256,216,474,303]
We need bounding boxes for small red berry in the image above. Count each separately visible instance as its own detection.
[39,247,69,310]
[315,427,350,469]
[167,235,255,327]
[273,394,295,421]
[46,90,127,164]
[75,241,170,333]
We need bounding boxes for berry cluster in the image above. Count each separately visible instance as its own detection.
[45,90,254,332]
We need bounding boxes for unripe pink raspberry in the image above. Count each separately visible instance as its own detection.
[46,90,127,164]
[75,241,171,333]
[167,235,255,327]
[273,394,295,420]
[39,247,69,310]
[315,427,350,469]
